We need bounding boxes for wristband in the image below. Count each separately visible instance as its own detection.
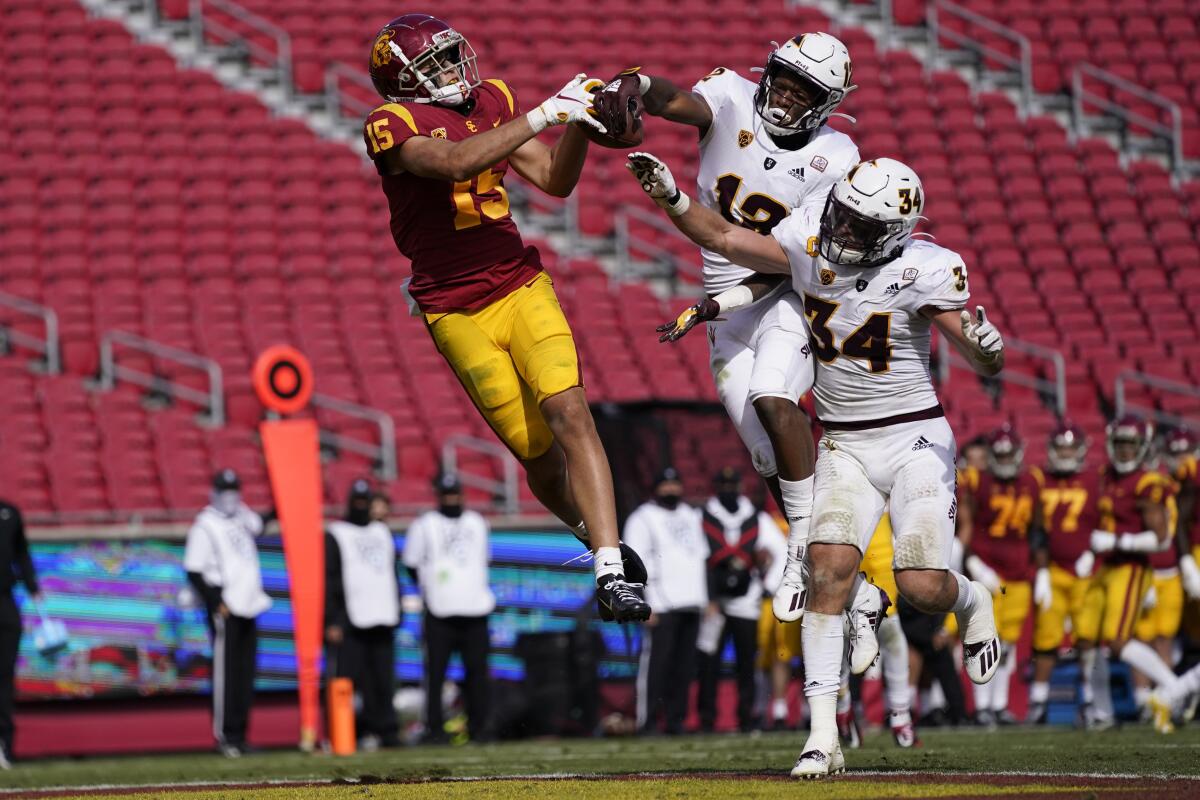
[638,74,652,94]
[525,107,550,134]
[712,284,754,314]
[662,189,690,217]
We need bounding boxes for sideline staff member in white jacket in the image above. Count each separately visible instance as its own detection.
[404,473,495,743]
[184,469,272,757]
[325,479,402,748]
[625,467,707,735]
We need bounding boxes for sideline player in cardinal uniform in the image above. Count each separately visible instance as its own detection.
[1027,423,1102,724]
[630,154,1005,777]
[363,14,649,621]
[957,426,1042,726]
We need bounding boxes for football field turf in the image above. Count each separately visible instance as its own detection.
[1,726,1197,799]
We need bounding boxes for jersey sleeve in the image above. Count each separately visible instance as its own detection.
[691,67,747,121]
[1135,472,1167,505]
[363,103,425,169]
[401,515,426,569]
[483,78,522,120]
[910,243,970,312]
[795,134,860,219]
[772,210,820,287]
[183,521,214,574]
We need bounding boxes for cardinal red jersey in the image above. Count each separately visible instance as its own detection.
[1098,466,1168,566]
[1149,472,1181,570]
[1174,455,1199,548]
[364,78,541,313]
[1040,467,1102,572]
[961,466,1042,581]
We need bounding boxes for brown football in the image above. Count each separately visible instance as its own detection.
[583,80,645,149]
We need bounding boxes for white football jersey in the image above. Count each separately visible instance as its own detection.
[773,213,971,424]
[692,67,859,294]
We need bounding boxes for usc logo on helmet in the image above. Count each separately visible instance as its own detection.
[371,29,396,69]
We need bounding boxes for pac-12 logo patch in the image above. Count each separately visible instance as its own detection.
[810,155,829,172]
[431,127,448,139]
[738,129,754,148]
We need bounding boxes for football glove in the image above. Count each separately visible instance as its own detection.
[1181,554,1200,600]
[656,299,719,342]
[626,152,690,215]
[960,305,1004,362]
[527,74,606,134]
[1074,549,1095,579]
[1033,567,1052,611]
[592,68,647,136]
[965,554,1002,595]
[1089,530,1117,553]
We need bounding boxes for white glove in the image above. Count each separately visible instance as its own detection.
[1181,554,1200,600]
[965,554,1002,595]
[1034,567,1052,611]
[959,305,1004,362]
[1142,583,1158,611]
[1074,549,1095,579]
[626,152,690,216]
[1089,530,1117,553]
[527,74,606,134]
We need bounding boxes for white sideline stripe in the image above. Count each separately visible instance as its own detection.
[4,768,1198,793]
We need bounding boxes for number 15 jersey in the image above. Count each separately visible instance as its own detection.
[364,79,541,314]
[773,213,971,425]
[692,67,858,294]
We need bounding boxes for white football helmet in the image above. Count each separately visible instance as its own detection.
[754,32,855,137]
[818,158,923,267]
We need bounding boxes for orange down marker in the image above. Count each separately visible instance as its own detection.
[254,346,324,752]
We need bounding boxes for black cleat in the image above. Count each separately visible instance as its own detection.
[619,542,648,584]
[597,576,651,622]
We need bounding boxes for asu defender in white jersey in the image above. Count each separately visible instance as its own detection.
[628,153,1007,779]
[594,33,867,630]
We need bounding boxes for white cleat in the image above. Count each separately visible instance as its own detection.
[958,580,1001,685]
[772,547,807,622]
[848,579,889,675]
[790,737,845,779]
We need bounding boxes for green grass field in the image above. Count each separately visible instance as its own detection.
[2,726,1198,799]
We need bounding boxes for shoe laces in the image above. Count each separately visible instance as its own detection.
[605,577,645,604]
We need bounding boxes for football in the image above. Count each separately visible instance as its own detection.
[584,76,645,149]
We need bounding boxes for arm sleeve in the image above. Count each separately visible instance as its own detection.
[187,571,222,615]
[324,532,348,628]
[11,508,38,596]
[483,78,521,120]
[364,103,426,172]
[402,517,425,570]
[770,211,820,286]
[690,67,745,121]
[182,521,213,575]
[913,245,970,312]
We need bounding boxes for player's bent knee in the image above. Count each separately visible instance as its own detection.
[894,569,952,611]
[540,388,595,440]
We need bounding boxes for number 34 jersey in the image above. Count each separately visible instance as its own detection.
[691,67,859,294]
[773,214,971,425]
[364,79,541,314]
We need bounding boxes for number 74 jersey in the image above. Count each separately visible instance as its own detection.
[772,212,971,425]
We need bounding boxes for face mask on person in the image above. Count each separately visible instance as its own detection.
[213,490,241,517]
[656,492,682,510]
[716,490,739,512]
[347,499,371,526]
[439,495,464,518]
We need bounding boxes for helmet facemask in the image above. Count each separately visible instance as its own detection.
[1107,423,1151,475]
[754,57,843,136]
[988,439,1024,480]
[393,29,480,106]
[818,194,907,267]
[1047,430,1087,474]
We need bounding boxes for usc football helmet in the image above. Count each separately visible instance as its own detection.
[1046,422,1088,475]
[1106,413,1153,475]
[754,32,855,137]
[819,158,923,267]
[1163,427,1197,475]
[986,425,1024,480]
[368,14,480,106]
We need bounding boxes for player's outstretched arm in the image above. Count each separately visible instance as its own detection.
[656,274,784,342]
[626,152,789,274]
[593,68,713,135]
[930,306,1004,377]
[509,124,590,198]
[392,74,605,182]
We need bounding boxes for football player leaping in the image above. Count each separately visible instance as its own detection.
[363,14,650,621]
[592,34,887,666]
[628,153,1005,777]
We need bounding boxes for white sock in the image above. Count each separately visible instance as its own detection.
[878,614,911,714]
[594,546,623,581]
[1079,648,1097,707]
[1092,649,1114,720]
[779,476,813,554]
[1030,680,1050,705]
[950,571,977,616]
[801,612,843,744]
[772,697,789,721]
[992,645,1012,711]
[1119,639,1178,689]
[1162,662,1200,707]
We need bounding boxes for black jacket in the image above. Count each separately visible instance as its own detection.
[0,501,38,598]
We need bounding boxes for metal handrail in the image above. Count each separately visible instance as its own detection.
[1114,370,1200,429]
[938,335,1067,416]
[312,393,397,480]
[0,292,60,374]
[324,62,377,119]
[441,435,520,514]
[190,0,293,100]
[928,0,1033,111]
[1072,64,1185,178]
[614,208,703,292]
[98,331,225,426]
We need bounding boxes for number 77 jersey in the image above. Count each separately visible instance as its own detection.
[363,79,542,314]
[772,213,972,425]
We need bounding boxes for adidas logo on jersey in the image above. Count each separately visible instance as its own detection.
[911,436,934,451]
[884,283,902,296]
[788,167,805,181]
